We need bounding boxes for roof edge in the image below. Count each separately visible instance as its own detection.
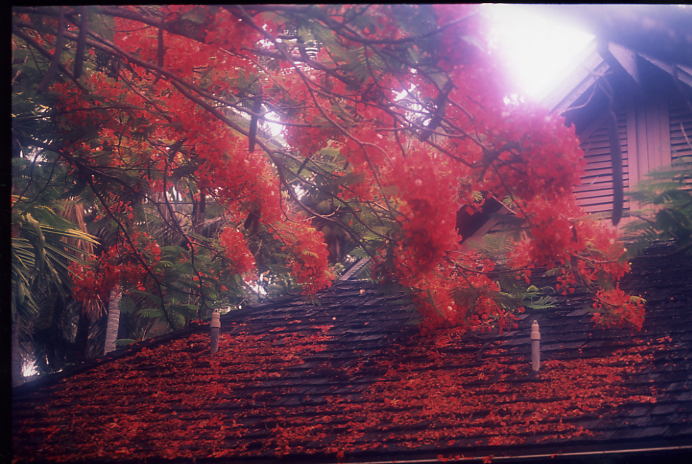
[12,322,207,396]
[12,279,380,396]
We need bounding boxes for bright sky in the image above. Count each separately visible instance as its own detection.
[484,4,595,102]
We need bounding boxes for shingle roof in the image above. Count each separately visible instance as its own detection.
[12,245,692,463]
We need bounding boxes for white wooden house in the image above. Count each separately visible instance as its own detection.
[544,40,692,220]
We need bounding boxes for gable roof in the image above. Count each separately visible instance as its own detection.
[537,4,692,120]
[12,244,692,463]
[543,39,692,121]
[540,5,692,68]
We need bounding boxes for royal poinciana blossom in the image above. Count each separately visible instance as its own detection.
[69,230,162,314]
[12,5,643,333]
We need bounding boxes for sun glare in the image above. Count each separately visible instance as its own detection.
[484,4,594,102]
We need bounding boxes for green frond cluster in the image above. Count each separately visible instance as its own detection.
[624,156,692,257]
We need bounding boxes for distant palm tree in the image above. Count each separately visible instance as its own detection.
[11,196,99,385]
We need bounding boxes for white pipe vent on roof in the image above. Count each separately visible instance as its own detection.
[531,319,541,372]
[210,311,221,354]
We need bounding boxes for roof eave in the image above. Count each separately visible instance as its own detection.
[543,45,608,115]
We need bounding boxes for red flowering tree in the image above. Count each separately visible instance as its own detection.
[12,4,644,357]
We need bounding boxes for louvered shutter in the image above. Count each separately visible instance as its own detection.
[574,111,630,216]
[669,104,692,191]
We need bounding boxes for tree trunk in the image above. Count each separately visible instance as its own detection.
[11,315,24,387]
[103,285,122,355]
[74,308,91,361]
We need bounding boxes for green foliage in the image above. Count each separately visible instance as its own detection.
[12,36,115,374]
[11,197,100,376]
[449,281,555,327]
[494,280,556,313]
[115,339,137,347]
[11,199,99,317]
[510,284,557,311]
[624,156,692,257]
[285,145,398,268]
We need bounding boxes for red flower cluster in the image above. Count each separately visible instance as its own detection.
[70,231,161,314]
[593,287,646,330]
[219,226,256,277]
[38,4,643,332]
[272,220,334,294]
